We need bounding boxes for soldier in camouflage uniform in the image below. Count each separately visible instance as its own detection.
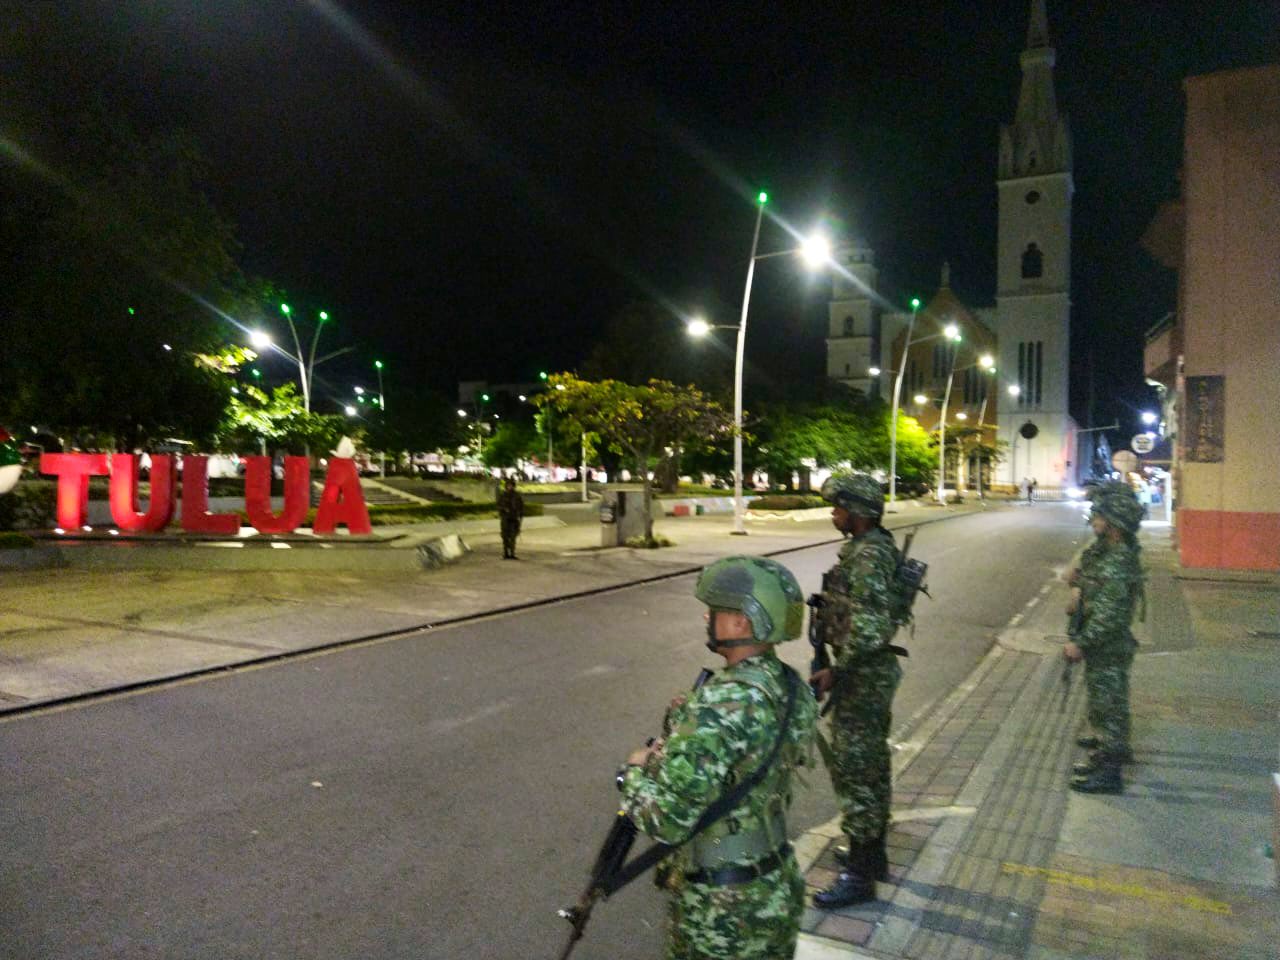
[496,477,523,559]
[620,556,818,960]
[809,472,903,908]
[1063,489,1145,794]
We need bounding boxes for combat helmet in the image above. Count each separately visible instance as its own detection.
[1091,492,1144,534]
[820,472,884,519]
[694,555,804,645]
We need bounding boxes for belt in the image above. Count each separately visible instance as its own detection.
[683,843,792,887]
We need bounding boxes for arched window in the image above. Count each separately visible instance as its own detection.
[843,316,854,336]
[1021,242,1043,279]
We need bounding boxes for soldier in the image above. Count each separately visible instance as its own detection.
[1063,490,1145,794]
[809,472,903,908]
[620,556,818,960]
[496,477,523,559]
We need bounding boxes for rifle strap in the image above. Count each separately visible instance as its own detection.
[605,667,800,895]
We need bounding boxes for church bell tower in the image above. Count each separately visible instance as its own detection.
[995,0,1076,488]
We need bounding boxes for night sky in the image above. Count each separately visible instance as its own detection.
[7,1,1278,430]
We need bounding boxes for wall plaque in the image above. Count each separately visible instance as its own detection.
[1184,375,1225,463]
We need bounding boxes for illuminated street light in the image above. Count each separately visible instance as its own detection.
[800,233,832,269]
[1141,411,1157,425]
[914,394,928,405]
[686,317,712,338]
[1008,384,1022,397]
[344,405,357,416]
[249,330,272,349]
[868,366,881,377]
[457,409,468,417]
[956,411,968,421]
[354,386,365,395]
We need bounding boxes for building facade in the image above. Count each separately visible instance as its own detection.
[1144,64,1280,570]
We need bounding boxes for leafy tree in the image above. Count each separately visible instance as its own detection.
[481,420,542,471]
[581,300,730,392]
[217,383,349,457]
[0,105,242,448]
[535,374,731,543]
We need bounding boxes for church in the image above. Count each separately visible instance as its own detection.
[825,0,1078,492]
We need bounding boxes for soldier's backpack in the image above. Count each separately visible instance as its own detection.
[888,527,930,631]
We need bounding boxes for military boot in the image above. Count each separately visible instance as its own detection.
[833,831,889,881]
[1072,747,1134,775]
[1070,757,1123,794]
[814,840,877,908]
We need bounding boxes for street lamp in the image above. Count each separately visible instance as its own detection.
[696,191,830,535]
[887,298,920,510]
[255,304,352,413]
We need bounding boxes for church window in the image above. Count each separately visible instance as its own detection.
[1028,150,1037,169]
[1021,242,1043,279]
[1017,342,1026,407]
[844,363,851,376]
[1025,190,1040,204]
[1035,341,1044,405]
[843,316,854,336]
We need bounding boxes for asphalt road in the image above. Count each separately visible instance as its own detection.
[0,502,1089,960]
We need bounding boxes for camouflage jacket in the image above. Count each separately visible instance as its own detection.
[496,489,523,521]
[828,526,899,678]
[620,652,817,869]
[1076,537,1143,656]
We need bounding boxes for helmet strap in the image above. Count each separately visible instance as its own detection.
[705,618,760,652]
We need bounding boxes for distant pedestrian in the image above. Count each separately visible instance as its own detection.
[1063,487,1145,794]
[497,477,524,559]
[1019,477,1030,502]
[1030,478,1038,501]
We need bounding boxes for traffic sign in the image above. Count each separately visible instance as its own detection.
[1131,433,1155,454]
[1112,450,1138,474]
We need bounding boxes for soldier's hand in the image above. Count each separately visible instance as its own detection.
[627,740,663,768]
[668,694,688,713]
[1062,641,1084,663]
[809,668,835,699]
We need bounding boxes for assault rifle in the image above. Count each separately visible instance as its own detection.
[555,667,714,960]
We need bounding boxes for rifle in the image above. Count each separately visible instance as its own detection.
[1061,594,1084,711]
[555,667,714,960]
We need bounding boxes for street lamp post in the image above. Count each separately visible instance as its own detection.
[254,304,352,413]
[374,359,386,477]
[693,193,829,535]
[936,349,992,504]
[887,297,920,510]
[730,192,768,535]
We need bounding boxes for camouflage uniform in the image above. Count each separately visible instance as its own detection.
[826,525,902,842]
[496,482,523,558]
[621,557,818,960]
[1075,531,1143,757]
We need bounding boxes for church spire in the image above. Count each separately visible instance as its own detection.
[1000,0,1071,178]
[1026,0,1050,49]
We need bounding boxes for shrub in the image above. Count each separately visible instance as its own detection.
[625,534,673,548]
[0,531,36,548]
[748,494,826,511]
[0,482,57,531]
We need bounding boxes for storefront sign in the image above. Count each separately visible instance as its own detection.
[39,454,371,535]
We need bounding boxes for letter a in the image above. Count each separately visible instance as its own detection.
[313,458,372,535]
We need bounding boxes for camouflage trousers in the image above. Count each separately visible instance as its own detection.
[500,519,520,554]
[665,853,805,960]
[826,657,901,842]
[1083,639,1136,756]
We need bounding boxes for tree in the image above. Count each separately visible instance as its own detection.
[535,374,731,543]
[217,383,349,457]
[0,104,242,448]
[481,420,542,472]
[581,300,730,393]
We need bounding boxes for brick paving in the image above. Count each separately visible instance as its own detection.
[797,522,1280,960]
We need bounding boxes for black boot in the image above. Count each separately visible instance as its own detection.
[1070,757,1123,794]
[835,830,890,881]
[1073,747,1134,775]
[814,840,877,908]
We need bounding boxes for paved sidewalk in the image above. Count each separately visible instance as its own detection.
[794,521,1279,959]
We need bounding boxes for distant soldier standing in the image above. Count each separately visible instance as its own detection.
[809,473,904,908]
[620,556,818,960]
[497,477,523,559]
[1064,489,1145,794]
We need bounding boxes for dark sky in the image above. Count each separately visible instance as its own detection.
[7,1,1278,428]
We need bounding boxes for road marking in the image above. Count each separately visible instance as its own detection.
[1000,862,1233,915]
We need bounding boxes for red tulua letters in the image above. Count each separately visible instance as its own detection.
[39,454,370,536]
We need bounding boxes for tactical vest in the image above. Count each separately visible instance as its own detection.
[686,661,800,871]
